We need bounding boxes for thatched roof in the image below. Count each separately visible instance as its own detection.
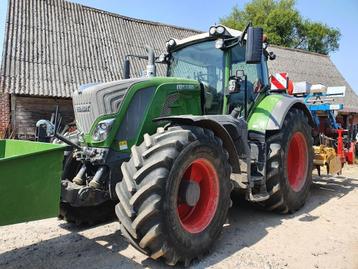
[1,0,357,112]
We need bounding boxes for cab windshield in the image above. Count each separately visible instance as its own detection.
[168,41,225,114]
[167,40,267,115]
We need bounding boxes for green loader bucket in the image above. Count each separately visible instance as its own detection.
[0,140,65,226]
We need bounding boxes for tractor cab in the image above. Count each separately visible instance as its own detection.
[165,25,270,117]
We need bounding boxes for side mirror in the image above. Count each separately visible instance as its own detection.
[123,58,130,79]
[245,27,263,64]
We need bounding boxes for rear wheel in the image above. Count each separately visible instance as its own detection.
[262,108,313,213]
[115,126,231,266]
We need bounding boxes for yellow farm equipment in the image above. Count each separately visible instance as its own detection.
[313,145,342,175]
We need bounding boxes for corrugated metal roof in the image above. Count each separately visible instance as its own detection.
[0,0,199,97]
[1,0,357,112]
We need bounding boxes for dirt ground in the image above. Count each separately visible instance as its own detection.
[0,165,357,269]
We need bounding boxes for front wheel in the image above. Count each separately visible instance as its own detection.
[115,126,232,266]
[262,108,313,213]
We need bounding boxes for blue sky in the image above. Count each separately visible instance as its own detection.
[0,0,357,93]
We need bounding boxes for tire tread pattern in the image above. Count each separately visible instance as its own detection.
[115,126,231,266]
[261,108,313,213]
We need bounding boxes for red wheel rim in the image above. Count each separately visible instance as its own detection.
[287,132,308,192]
[177,158,219,234]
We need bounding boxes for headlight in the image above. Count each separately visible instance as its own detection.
[166,38,177,51]
[209,26,217,35]
[216,26,225,35]
[92,118,115,142]
[209,25,228,37]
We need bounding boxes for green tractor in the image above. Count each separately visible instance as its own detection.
[41,24,314,265]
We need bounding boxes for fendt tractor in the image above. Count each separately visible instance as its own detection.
[9,24,315,266]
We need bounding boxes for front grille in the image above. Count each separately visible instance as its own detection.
[72,78,145,134]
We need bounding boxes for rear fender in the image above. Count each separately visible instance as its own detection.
[248,94,315,134]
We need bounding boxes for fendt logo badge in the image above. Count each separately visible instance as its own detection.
[76,104,91,112]
[177,84,195,90]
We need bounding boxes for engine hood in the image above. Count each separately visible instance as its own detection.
[72,78,147,134]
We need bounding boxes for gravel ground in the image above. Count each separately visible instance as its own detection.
[0,165,357,269]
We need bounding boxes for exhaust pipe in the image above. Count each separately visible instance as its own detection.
[145,45,156,77]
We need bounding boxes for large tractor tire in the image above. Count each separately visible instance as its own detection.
[115,126,232,266]
[262,108,313,213]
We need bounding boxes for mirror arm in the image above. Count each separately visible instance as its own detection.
[240,22,252,45]
[124,54,148,79]
[125,54,148,60]
[224,39,241,49]
[263,47,276,61]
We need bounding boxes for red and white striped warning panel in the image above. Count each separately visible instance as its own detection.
[270,73,288,90]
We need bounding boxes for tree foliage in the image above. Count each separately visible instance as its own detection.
[220,0,340,54]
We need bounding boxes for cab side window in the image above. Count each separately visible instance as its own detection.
[229,45,265,113]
